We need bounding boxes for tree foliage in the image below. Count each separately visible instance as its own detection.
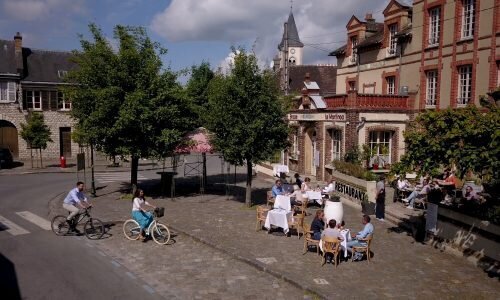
[205,50,289,206]
[186,61,214,126]
[20,112,53,149]
[397,102,499,182]
[65,23,196,187]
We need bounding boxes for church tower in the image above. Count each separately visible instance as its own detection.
[278,11,304,68]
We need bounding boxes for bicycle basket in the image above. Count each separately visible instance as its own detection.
[154,207,165,218]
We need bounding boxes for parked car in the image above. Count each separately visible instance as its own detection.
[0,148,14,168]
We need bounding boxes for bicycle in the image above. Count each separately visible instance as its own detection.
[51,207,105,240]
[122,207,171,245]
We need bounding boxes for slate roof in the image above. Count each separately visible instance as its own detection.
[22,48,76,83]
[286,65,337,95]
[278,12,304,50]
[0,40,18,75]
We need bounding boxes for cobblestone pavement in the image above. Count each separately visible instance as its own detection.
[49,177,500,299]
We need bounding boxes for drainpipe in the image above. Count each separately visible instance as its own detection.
[356,117,366,132]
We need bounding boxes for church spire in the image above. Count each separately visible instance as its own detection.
[278,11,304,50]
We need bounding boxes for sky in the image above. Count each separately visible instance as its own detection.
[0,0,404,79]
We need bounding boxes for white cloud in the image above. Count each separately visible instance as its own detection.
[151,0,388,65]
[2,0,86,22]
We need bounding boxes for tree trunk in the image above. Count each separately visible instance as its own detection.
[90,144,96,196]
[202,152,207,188]
[30,148,33,168]
[131,155,139,194]
[245,159,252,207]
[39,149,43,168]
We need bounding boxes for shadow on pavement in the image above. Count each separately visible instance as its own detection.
[0,253,22,300]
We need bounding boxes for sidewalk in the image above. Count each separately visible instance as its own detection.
[48,174,500,299]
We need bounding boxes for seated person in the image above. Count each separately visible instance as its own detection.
[301,177,312,192]
[294,173,303,189]
[404,179,431,209]
[397,176,412,191]
[337,220,346,230]
[310,210,325,240]
[437,170,457,188]
[463,185,479,202]
[346,215,373,261]
[321,219,343,241]
[271,179,284,198]
[322,179,335,194]
[290,184,304,206]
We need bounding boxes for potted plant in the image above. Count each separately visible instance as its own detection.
[361,197,376,215]
[361,144,373,169]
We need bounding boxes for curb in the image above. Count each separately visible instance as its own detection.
[167,223,329,300]
[0,166,166,176]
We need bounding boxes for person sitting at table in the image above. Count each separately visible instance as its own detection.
[322,179,335,194]
[294,173,303,189]
[404,178,431,209]
[301,177,312,192]
[310,210,325,240]
[463,185,479,202]
[337,220,346,230]
[272,180,284,198]
[346,215,374,261]
[437,170,457,188]
[397,175,412,190]
[322,219,343,241]
[290,184,304,206]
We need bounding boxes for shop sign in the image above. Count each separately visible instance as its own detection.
[287,113,345,122]
[334,181,368,202]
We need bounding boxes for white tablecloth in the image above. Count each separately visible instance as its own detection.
[319,229,351,257]
[264,209,293,233]
[306,191,323,205]
[274,195,291,212]
[273,165,289,177]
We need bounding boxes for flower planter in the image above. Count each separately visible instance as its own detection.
[324,200,344,224]
[372,164,379,170]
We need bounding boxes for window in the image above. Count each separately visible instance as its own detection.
[457,65,472,105]
[386,76,396,95]
[462,0,475,39]
[348,81,356,91]
[426,70,438,106]
[57,91,71,110]
[369,131,392,166]
[428,7,440,46]
[329,129,342,161]
[349,36,358,64]
[0,81,16,102]
[57,70,68,79]
[24,90,42,110]
[387,24,398,56]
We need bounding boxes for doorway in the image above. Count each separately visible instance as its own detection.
[304,127,317,176]
[59,127,72,158]
[0,120,18,158]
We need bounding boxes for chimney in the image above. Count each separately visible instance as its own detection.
[14,32,23,73]
[365,13,375,23]
[304,72,311,84]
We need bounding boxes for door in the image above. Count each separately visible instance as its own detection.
[304,128,316,176]
[59,127,72,158]
[0,120,19,158]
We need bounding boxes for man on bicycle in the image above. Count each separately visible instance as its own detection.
[63,181,92,233]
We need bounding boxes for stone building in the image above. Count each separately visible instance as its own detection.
[0,33,78,159]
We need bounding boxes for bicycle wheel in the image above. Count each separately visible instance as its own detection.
[51,215,70,236]
[84,218,104,240]
[123,219,141,240]
[151,223,170,245]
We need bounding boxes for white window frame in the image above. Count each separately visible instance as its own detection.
[387,24,398,56]
[428,7,440,46]
[349,37,358,64]
[329,129,342,161]
[457,65,472,106]
[386,76,396,95]
[57,91,71,110]
[461,0,475,39]
[0,81,16,102]
[368,131,392,166]
[25,90,42,111]
[426,70,438,107]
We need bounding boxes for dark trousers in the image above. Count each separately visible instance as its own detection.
[376,194,385,219]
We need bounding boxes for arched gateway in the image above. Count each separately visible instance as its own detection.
[0,119,18,158]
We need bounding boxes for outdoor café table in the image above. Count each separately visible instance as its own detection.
[319,229,351,257]
[264,209,293,234]
[306,191,323,205]
[274,195,291,212]
[273,164,289,177]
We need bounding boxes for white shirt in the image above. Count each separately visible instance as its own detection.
[397,179,409,190]
[323,183,335,193]
[132,197,150,212]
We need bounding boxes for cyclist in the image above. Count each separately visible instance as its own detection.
[63,181,92,233]
[132,189,156,241]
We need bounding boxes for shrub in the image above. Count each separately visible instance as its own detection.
[332,160,376,181]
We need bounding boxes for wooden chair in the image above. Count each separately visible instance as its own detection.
[414,194,428,209]
[293,199,308,216]
[288,212,305,239]
[321,237,341,267]
[351,234,373,263]
[266,191,275,207]
[255,205,269,231]
[302,223,320,255]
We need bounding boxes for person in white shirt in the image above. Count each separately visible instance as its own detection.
[301,177,312,192]
[323,179,335,193]
[63,181,91,233]
[132,189,156,240]
[397,176,411,190]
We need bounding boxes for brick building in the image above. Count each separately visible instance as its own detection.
[0,33,78,159]
[281,0,499,181]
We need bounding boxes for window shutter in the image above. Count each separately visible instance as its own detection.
[42,91,50,110]
[7,82,16,102]
[50,91,58,110]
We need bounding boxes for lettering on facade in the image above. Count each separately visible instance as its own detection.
[334,181,368,202]
[325,113,345,121]
[287,113,346,122]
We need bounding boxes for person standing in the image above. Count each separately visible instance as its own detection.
[375,175,386,221]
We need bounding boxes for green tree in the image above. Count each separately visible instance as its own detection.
[205,50,289,207]
[20,112,53,168]
[186,61,215,126]
[65,24,196,190]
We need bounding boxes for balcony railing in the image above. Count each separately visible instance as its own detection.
[325,92,411,110]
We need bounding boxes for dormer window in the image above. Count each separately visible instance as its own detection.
[387,23,398,56]
[57,70,68,79]
[0,81,16,102]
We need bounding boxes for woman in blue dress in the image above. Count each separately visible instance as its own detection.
[132,189,156,240]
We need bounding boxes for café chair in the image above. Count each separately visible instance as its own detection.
[288,212,305,239]
[351,234,373,263]
[321,237,341,267]
[302,224,320,255]
[255,205,269,231]
[293,199,308,216]
[266,190,275,207]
